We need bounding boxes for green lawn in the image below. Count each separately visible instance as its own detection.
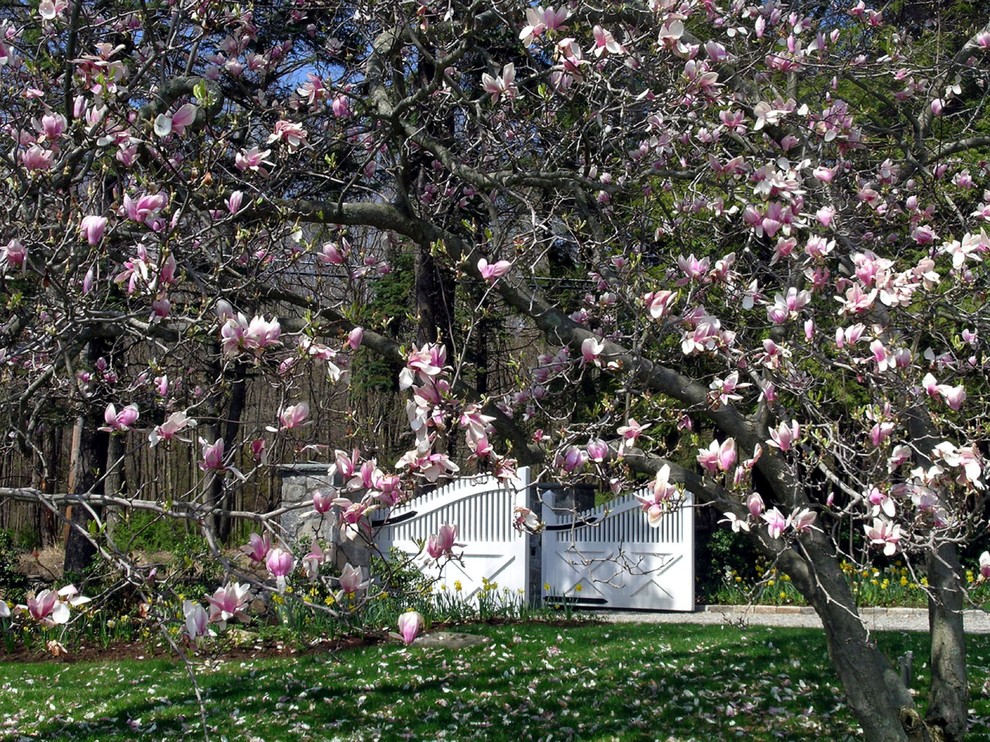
[2,622,989,741]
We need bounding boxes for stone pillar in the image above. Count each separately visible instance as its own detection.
[278,463,371,574]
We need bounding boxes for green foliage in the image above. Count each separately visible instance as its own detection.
[0,529,28,603]
[695,525,760,603]
[371,546,434,598]
[350,251,415,394]
[110,511,190,554]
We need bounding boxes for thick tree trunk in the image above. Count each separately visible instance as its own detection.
[64,340,111,576]
[414,240,454,346]
[208,360,247,544]
[63,413,110,576]
[780,540,918,741]
[926,543,968,741]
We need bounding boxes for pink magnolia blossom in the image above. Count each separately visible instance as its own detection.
[836,283,878,315]
[154,103,197,137]
[235,146,273,175]
[558,445,588,473]
[768,420,800,452]
[835,323,866,348]
[226,191,244,214]
[931,442,984,488]
[148,411,196,446]
[206,582,251,626]
[122,192,167,225]
[709,371,748,406]
[519,5,569,46]
[221,313,282,357]
[333,448,361,480]
[936,383,966,410]
[101,403,139,433]
[333,496,372,541]
[241,532,271,562]
[762,507,787,539]
[1,239,27,270]
[513,506,544,533]
[38,112,67,141]
[394,427,459,481]
[266,547,295,585]
[183,600,211,642]
[788,508,817,533]
[199,437,226,471]
[868,487,896,518]
[426,524,461,560]
[79,215,108,245]
[481,65,518,102]
[347,327,364,350]
[864,518,901,556]
[719,512,750,532]
[246,315,281,349]
[313,489,335,513]
[591,25,624,57]
[303,541,326,579]
[23,590,68,626]
[869,421,895,447]
[617,418,649,450]
[399,343,447,389]
[319,240,348,265]
[980,552,990,581]
[268,120,308,151]
[275,401,310,431]
[643,290,677,320]
[746,493,765,519]
[397,610,424,645]
[39,0,68,21]
[586,439,609,462]
[676,254,711,284]
[331,95,352,118]
[650,464,679,503]
[21,145,53,171]
[580,336,605,365]
[637,464,680,527]
[697,438,737,474]
[250,437,267,463]
[334,563,363,596]
[478,257,512,281]
[19,585,89,627]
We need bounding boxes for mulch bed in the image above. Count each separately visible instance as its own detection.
[0,634,380,665]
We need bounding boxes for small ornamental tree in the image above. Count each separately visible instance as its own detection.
[0,0,988,739]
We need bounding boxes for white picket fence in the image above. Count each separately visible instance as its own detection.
[375,468,695,612]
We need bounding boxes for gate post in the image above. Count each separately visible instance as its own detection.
[278,463,370,574]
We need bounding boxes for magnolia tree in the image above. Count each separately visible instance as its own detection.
[0,0,989,738]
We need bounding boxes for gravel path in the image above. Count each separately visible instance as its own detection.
[592,605,990,634]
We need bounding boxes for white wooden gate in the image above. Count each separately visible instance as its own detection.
[540,488,695,612]
[376,468,532,603]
